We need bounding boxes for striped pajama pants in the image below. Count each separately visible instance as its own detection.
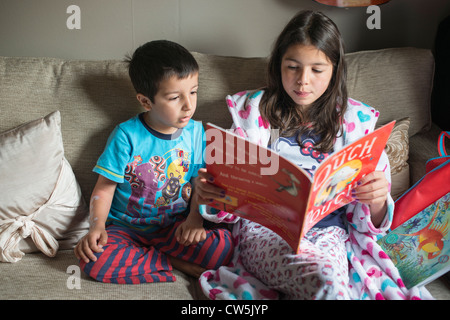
[79,220,234,284]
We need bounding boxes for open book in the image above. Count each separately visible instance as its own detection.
[377,192,450,289]
[205,121,395,253]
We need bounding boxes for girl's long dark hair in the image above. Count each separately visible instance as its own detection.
[260,10,347,153]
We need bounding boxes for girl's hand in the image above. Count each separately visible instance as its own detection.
[193,168,226,205]
[353,171,389,227]
[74,226,108,263]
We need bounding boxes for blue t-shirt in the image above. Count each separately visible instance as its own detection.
[94,113,205,231]
[270,130,346,230]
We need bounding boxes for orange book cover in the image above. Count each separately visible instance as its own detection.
[205,121,395,253]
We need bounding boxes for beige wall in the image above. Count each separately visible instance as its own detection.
[0,0,449,60]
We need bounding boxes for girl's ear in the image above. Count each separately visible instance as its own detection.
[136,94,152,111]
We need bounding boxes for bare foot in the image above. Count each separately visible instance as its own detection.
[168,256,206,278]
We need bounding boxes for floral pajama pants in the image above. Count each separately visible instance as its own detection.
[239,219,351,299]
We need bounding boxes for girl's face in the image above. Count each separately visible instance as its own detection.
[281,44,333,111]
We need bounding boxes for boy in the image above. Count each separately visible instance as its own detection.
[74,40,234,284]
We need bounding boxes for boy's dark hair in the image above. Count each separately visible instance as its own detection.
[125,40,199,102]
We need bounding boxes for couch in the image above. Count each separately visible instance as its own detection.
[0,47,449,300]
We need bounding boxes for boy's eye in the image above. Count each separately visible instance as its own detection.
[168,96,179,101]
[287,66,298,70]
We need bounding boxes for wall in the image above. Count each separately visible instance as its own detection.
[0,0,449,60]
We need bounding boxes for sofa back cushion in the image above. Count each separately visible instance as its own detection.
[346,47,434,136]
[0,57,140,199]
[192,52,266,129]
[0,47,434,200]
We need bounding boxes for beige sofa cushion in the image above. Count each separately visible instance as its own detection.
[192,52,267,129]
[0,48,434,200]
[0,57,143,200]
[0,250,202,299]
[346,48,434,137]
[192,47,435,138]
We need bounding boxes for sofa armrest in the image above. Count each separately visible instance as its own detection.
[408,123,443,185]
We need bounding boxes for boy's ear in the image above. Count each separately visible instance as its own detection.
[136,94,152,110]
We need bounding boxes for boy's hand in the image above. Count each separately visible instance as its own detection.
[75,175,116,263]
[175,196,206,246]
[74,226,108,263]
[175,220,207,246]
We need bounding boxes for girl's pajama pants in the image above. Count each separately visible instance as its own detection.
[80,219,234,284]
[239,219,350,299]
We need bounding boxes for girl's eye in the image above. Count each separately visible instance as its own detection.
[313,69,323,73]
[288,66,298,70]
[191,90,198,95]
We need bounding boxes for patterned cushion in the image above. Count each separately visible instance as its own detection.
[382,118,410,199]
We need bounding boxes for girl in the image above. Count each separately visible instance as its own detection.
[194,11,433,299]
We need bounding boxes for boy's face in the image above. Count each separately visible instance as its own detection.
[138,72,199,134]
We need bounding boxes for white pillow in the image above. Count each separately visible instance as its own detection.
[0,111,89,262]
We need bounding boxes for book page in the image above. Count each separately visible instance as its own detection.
[205,123,312,251]
[205,121,395,253]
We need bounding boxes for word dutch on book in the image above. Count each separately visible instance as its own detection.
[205,121,395,253]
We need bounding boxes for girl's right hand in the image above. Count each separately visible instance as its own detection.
[194,168,226,205]
[74,226,108,263]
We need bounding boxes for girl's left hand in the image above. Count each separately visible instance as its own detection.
[353,171,389,226]
[353,171,389,206]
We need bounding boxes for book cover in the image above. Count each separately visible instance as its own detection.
[377,192,450,289]
[205,121,395,253]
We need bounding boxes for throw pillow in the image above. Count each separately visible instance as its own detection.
[384,117,410,175]
[0,111,89,263]
[381,117,410,200]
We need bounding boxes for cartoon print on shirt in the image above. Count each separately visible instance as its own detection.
[150,155,167,182]
[124,149,192,217]
[126,162,168,217]
[181,183,192,202]
[162,172,182,202]
[157,148,191,204]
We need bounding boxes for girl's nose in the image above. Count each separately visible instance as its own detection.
[297,69,309,85]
